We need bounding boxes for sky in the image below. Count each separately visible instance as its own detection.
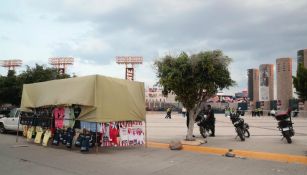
[1,0,307,95]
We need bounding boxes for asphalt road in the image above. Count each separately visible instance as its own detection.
[0,134,306,175]
[0,112,306,175]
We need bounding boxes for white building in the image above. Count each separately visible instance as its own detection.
[145,86,177,110]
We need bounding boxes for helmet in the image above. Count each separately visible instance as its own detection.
[270,110,276,116]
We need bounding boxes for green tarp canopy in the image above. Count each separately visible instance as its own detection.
[20,75,146,122]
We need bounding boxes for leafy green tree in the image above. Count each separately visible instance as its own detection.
[0,64,70,106]
[155,50,235,140]
[293,63,307,102]
[18,64,70,84]
[0,70,20,106]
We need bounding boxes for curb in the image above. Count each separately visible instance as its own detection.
[147,142,307,165]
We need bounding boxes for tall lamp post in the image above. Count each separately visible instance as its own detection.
[49,57,74,74]
[115,56,143,81]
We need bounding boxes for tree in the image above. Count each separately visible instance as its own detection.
[18,64,70,84]
[0,64,70,106]
[0,70,20,106]
[155,50,235,140]
[293,63,307,102]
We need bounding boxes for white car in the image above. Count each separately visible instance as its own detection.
[0,108,25,133]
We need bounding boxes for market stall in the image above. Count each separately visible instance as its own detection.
[19,75,146,152]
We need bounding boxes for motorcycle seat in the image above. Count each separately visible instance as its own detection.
[275,112,287,117]
[275,108,292,117]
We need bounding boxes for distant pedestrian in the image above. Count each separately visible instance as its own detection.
[224,106,230,117]
[259,108,263,116]
[182,107,187,117]
[165,107,172,119]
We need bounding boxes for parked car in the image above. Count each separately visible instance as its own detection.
[0,108,32,133]
[0,109,11,119]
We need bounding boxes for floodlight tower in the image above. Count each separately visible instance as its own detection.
[0,59,22,71]
[49,57,74,74]
[116,56,143,81]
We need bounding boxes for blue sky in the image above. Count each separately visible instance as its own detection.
[1,0,307,95]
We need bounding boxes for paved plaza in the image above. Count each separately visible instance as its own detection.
[147,112,307,156]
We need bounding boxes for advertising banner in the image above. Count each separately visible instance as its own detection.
[259,65,269,101]
[125,68,134,81]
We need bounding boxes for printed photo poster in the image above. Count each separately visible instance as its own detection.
[259,65,269,101]
[101,121,145,147]
[127,121,145,146]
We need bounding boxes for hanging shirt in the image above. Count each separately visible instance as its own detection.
[80,121,101,132]
[128,128,134,142]
[103,123,110,139]
[69,108,75,128]
[54,107,65,129]
[139,132,144,144]
[73,106,81,118]
[119,127,128,141]
[109,125,119,145]
[63,107,70,128]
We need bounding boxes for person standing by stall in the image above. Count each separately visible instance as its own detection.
[206,105,215,137]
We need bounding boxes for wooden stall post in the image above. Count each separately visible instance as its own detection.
[16,116,21,143]
[145,119,148,148]
[96,122,98,153]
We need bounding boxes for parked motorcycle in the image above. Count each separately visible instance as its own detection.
[273,109,295,144]
[195,112,212,138]
[230,111,250,141]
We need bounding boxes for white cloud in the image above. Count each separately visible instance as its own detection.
[1,0,307,95]
[64,37,111,55]
[67,58,156,87]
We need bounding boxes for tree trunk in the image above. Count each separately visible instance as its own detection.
[186,102,206,141]
[186,109,196,141]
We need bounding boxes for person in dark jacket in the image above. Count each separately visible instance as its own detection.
[206,105,215,137]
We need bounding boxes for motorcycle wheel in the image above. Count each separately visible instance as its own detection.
[244,129,250,138]
[283,131,292,144]
[237,128,245,141]
[199,126,207,138]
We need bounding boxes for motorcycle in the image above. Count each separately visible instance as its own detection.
[273,109,295,144]
[230,111,250,141]
[195,112,212,138]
